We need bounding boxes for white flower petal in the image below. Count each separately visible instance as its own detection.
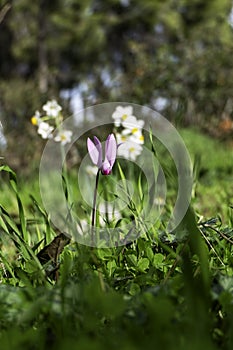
[42,99,62,118]
[122,115,144,130]
[54,130,73,145]
[38,122,54,139]
[112,105,134,127]
[117,139,143,161]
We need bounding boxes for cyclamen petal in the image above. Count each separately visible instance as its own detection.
[87,138,101,166]
[102,159,112,175]
[93,136,102,167]
[87,134,117,175]
[105,133,117,167]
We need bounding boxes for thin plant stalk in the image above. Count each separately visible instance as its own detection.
[91,168,100,245]
[89,168,106,292]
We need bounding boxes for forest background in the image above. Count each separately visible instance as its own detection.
[0,0,232,173]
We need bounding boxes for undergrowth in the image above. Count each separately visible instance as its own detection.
[0,131,233,350]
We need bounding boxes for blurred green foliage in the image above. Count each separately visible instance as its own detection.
[0,160,233,349]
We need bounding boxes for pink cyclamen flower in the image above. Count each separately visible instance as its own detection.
[87,134,117,175]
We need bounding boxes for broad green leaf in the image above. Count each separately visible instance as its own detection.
[153,253,164,268]
[137,258,150,272]
[129,283,141,296]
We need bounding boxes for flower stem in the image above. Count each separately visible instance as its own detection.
[91,168,100,245]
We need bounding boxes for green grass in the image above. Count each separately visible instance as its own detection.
[180,128,233,173]
[180,128,233,221]
[0,128,233,349]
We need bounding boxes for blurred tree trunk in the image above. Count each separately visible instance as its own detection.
[38,0,48,93]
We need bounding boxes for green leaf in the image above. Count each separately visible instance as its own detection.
[129,283,141,296]
[0,165,27,241]
[145,245,154,262]
[137,170,143,201]
[97,248,114,260]
[117,161,126,181]
[107,260,117,277]
[137,258,150,272]
[153,253,164,268]
[126,254,137,267]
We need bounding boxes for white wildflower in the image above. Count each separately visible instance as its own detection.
[42,100,62,118]
[54,130,72,145]
[31,111,41,126]
[117,138,143,161]
[37,122,54,139]
[122,115,144,133]
[122,129,144,144]
[112,105,134,127]
[116,132,129,145]
[121,115,144,144]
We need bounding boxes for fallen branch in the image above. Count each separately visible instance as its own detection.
[0,2,11,24]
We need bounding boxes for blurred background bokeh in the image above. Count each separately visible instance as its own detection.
[0,0,232,171]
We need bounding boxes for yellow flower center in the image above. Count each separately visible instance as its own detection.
[139,135,144,142]
[132,127,138,134]
[122,114,128,120]
[61,134,67,141]
[129,147,135,153]
[31,116,38,125]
